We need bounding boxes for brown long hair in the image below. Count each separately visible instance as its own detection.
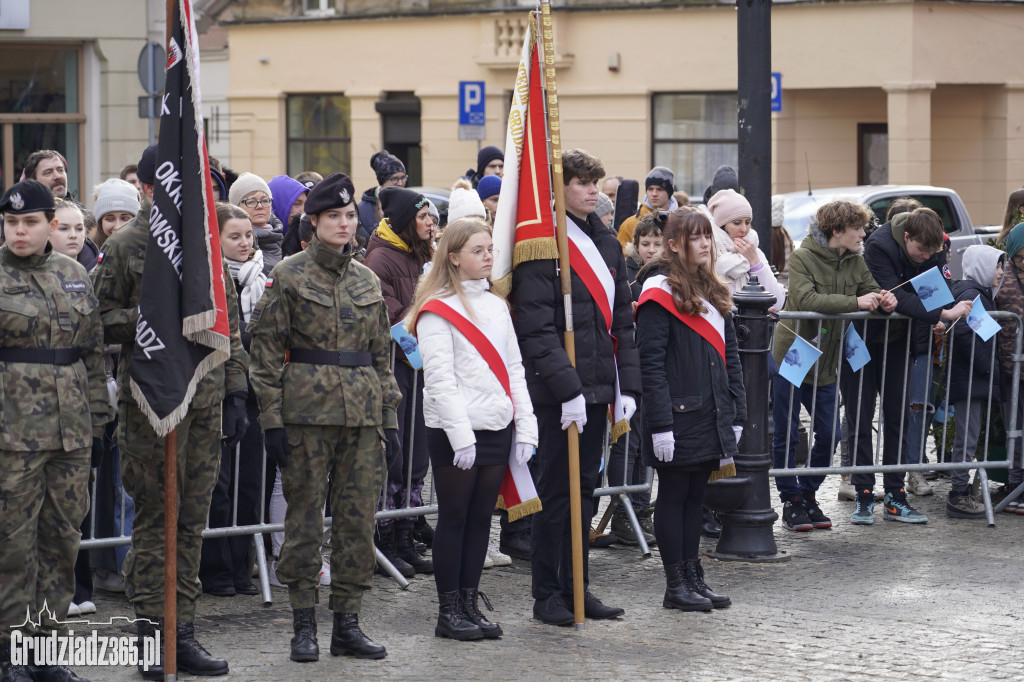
[396,210,435,268]
[770,224,793,274]
[405,218,495,335]
[998,188,1024,244]
[659,207,732,317]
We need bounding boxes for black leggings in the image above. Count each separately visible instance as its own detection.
[432,463,507,594]
[653,469,709,567]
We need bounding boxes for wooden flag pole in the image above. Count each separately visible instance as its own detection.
[539,0,585,631]
[163,3,177,679]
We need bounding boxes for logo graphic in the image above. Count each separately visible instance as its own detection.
[166,37,183,70]
[9,601,161,672]
[339,188,351,204]
[10,192,24,210]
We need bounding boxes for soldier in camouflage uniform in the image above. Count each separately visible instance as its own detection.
[0,180,111,682]
[248,173,402,663]
[90,147,249,680]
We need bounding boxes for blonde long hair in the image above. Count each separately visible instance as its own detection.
[405,217,494,335]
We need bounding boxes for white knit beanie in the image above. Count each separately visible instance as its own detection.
[228,172,272,206]
[94,178,141,221]
[771,194,785,228]
[447,187,486,222]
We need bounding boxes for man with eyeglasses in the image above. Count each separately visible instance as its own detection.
[358,150,408,242]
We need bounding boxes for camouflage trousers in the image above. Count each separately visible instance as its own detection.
[118,400,221,622]
[0,447,89,646]
[277,425,386,613]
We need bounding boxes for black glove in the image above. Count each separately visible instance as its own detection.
[384,428,402,463]
[91,437,104,469]
[265,428,291,469]
[221,391,249,448]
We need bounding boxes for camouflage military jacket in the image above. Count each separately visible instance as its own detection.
[248,235,401,430]
[91,200,248,408]
[0,244,111,451]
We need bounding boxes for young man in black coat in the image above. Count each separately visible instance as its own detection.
[843,207,971,525]
[511,149,642,625]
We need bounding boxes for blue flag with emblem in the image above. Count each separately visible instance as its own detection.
[910,266,954,312]
[779,335,823,386]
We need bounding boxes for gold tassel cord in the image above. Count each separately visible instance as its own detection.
[708,461,737,482]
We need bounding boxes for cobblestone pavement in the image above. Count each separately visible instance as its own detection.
[76,475,1024,681]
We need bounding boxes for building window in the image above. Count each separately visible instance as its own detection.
[286,94,351,178]
[303,0,335,16]
[0,44,83,196]
[651,93,737,201]
[374,92,421,186]
[858,123,888,185]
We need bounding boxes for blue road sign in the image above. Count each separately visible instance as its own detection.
[771,72,782,112]
[459,81,486,126]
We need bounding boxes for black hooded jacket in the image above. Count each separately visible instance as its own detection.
[510,210,641,406]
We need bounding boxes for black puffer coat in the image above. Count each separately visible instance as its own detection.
[636,264,746,467]
[511,211,641,406]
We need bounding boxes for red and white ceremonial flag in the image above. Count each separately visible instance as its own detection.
[129,0,230,436]
[490,14,558,298]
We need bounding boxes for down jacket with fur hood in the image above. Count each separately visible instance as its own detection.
[713,222,786,309]
[416,279,538,451]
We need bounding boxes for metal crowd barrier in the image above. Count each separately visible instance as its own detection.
[768,310,1024,526]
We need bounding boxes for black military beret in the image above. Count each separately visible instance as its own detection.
[137,144,159,185]
[0,179,56,215]
[304,173,356,216]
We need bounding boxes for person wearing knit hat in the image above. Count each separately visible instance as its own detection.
[370,150,408,187]
[94,178,141,243]
[362,185,436,579]
[268,174,309,232]
[615,165,679,251]
[476,146,504,180]
[770,194,794,288]
[595,192,614,229]
[230,172,280,273]
[702,165,739,206]
[229,172,273,211]
[708,188,786,308]
[477,174,501,226]
[447,186,487,224]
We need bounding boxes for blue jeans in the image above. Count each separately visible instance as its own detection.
[905,353,934,466]
[772,377,841,502]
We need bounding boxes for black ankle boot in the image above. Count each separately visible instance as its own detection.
[460,587,502,639]
[26,665,90,682]
[375,526,415,578]
[413,516,435,548]
[1,648,33,682]
[686,557,731,608]
[330,613,387,659]
[395,527,433,574]
[662,562,713,612]
[134,617,163,680]
[435,591,483,641]
[290,607,319,662]
[176,622,229,676]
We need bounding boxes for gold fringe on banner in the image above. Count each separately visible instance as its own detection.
[708,460,737,482]
[513,237,559,268]
[496,494,544,523]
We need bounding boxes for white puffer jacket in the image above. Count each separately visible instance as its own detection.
[417,279,539,451]
[712,223,787,309]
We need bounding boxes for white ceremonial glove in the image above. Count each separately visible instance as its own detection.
[620,395,637,422]
[652,431,675,463]
[515,442,535,466]
[560,394,587,432]
[732,425,743,445]
[452,444,476,471]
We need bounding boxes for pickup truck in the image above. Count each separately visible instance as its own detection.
[779,185,983,278]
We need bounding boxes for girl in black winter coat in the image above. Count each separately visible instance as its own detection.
[636,207,745,612]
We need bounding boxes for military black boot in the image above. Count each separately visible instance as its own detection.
[1,647,34,682]
[662,562,712,612]
[135,617,164,680]
[176,622,229,676]
[413,515,435,549]
[434,591,483,641]
[460,587,502,639]
[290,607,319,662]
[330,613,386,659]
[374,526,415,578]
[395,527,433,574]
[25,665,90,682]
[685,557,731,608]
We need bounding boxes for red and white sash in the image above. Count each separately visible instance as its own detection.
[565,221,629,441]
[637,274,725,362]
[416,296,541,521]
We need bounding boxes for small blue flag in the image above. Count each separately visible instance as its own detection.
[844,326,871,372]
[779,335,823,386]
[391,321,423,370]
[964,295,1000,342]
[910,266,954,312]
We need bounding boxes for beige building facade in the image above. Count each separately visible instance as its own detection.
[215,0,1023,225]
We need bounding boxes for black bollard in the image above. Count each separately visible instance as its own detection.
[710,277,787,562]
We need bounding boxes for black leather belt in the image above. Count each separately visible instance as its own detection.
[288,349,372,367]
[0,347,81,365]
